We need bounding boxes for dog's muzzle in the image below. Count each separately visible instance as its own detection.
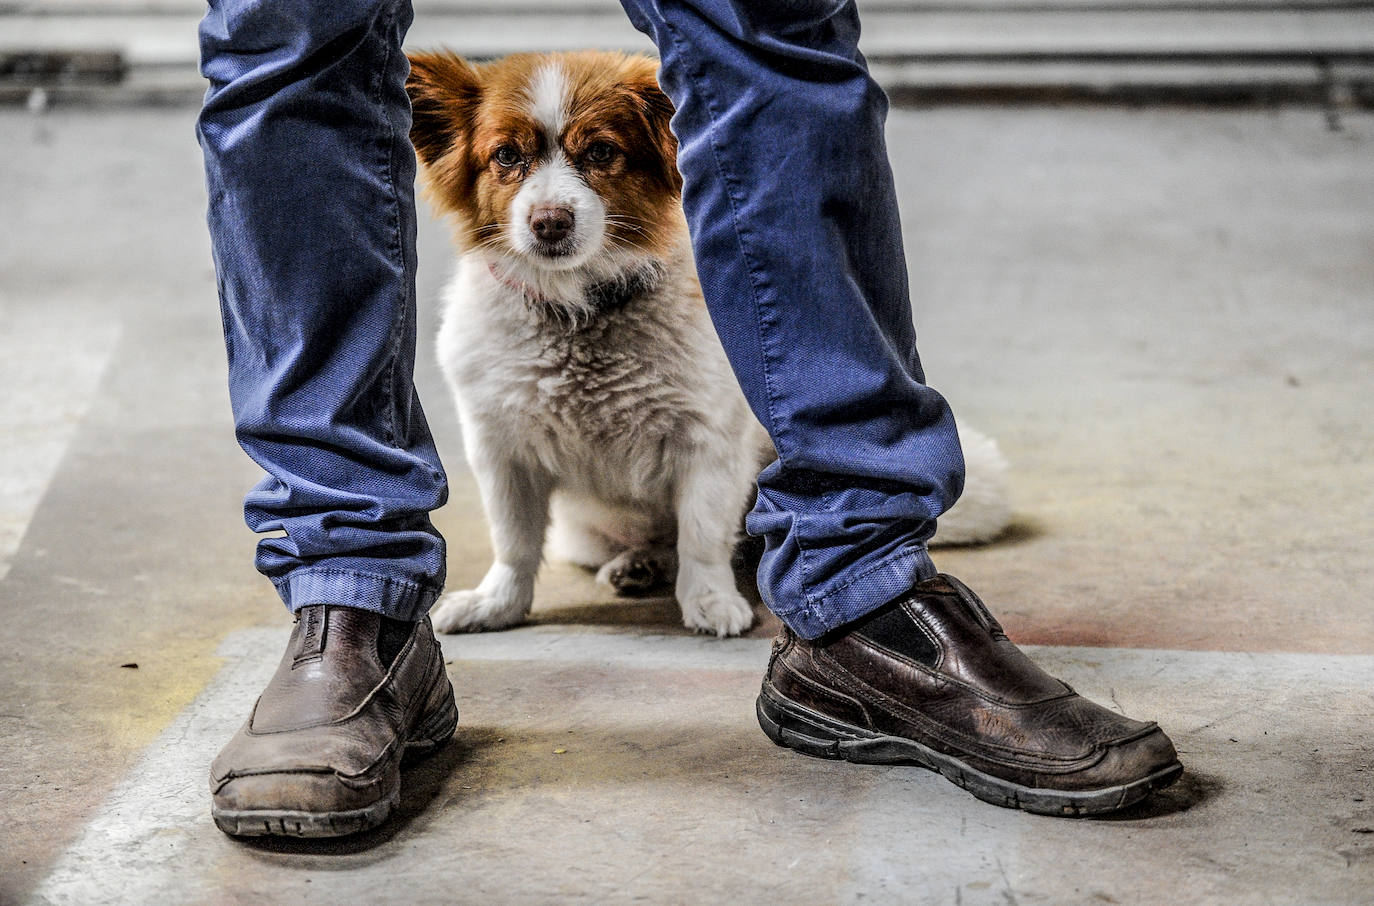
[529,205,575,256]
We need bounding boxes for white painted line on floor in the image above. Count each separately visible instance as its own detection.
[436,624,772,671]
[27,626,1374,904]
[0,302,121,581]
[28,629,274,906]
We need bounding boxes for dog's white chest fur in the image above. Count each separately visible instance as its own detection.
[438,240,758,508]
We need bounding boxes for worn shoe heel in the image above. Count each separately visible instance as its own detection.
[756,684,878,761]
[404,689,459,764]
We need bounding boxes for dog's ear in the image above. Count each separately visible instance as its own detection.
[625,64,681,195]
[406,50,481,169]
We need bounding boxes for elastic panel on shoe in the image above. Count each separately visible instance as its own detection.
[844,599,939,668]
[377,616,414,668]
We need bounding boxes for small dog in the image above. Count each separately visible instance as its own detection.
[406,50,1008,637]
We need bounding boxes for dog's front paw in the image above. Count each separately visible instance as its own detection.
[680,588,754,637]
[431,588,529,633]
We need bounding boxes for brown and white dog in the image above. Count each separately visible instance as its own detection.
[406,50,1009,637]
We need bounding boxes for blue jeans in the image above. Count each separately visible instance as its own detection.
[197,0,964,638]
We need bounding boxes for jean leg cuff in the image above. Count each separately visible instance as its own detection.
[771,546,938,640]
[274,568,441,622]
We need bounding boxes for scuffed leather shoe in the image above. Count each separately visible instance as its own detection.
[211,606,457,837]
[757,574,1182,816]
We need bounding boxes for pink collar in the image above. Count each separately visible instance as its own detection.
[488,261,551,305]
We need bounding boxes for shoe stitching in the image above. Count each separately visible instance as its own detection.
[799,648,1105,771]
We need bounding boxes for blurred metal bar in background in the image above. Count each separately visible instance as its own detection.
[1,0,1371,105]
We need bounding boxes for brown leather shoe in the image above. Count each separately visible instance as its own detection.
[757,574,1182,816]
[211,606,457,837]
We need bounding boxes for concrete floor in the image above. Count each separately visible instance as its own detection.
[1,103,1372,903]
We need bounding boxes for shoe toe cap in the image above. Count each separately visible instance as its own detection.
[1074,724,1181,791]
[212,766,390,815]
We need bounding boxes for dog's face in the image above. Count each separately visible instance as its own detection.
[407,51,681,273]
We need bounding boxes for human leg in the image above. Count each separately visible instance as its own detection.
[200,0,447,622]
[619,0,1180,814]
[619,0,963,639]
[198,0,455,836]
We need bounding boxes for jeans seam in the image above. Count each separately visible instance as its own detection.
[375,0,404,449]
[272,565,439,594]
[214,271,235,363]
[774,545,924,622]
[818,545,924,602]
[658,10,815,593]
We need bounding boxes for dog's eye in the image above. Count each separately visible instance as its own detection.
[585,142,616,165]
[494,145,522,168]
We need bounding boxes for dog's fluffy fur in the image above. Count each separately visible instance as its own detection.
[407,50,1009,637]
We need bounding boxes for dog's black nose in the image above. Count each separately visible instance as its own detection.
[530,205,574,245]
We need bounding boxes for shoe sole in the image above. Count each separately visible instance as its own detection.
[211,689,459,839]
[757,683,1182,818]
